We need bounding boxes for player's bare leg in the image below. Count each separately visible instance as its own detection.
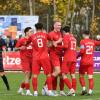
[32,74,38,96]
[79,74,87,95]
[18,71,32,96]
[24,72,32,96]
[62,73,75,96]
[88,74,94,95]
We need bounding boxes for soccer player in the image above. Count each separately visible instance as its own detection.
[0,35,10,91]
[77,31,100,95]
[16,27,33,96]
[45,21,65,96]
[28,23,54,96]
[54,26,76,96]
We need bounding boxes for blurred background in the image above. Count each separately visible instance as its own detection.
[0,0,100,50]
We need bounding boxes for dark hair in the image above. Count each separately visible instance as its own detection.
[35,23,43,30]
[82,30,90,35]
[62,26,70,33]
[24,27,32,34]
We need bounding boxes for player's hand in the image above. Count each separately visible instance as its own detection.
[53,41,57,47]
[47,41,53,47]
[20,46,26,50]
[58,38,63,43]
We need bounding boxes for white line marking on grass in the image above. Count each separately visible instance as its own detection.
[0,92,17,96]
[95,98,100,100]
[81,98,100,100]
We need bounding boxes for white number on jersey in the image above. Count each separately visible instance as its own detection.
[86,45,93,54]
[37,39,43,47]
[70,41,76,50]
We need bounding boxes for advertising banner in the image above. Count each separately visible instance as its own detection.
[2,52,100,71]
[3,52,22,70]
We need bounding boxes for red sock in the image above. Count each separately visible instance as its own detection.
[79,77,85,87]
[60,78,64,91]
[32,77,37,91]
[52,75,57,90]
[46,76,52,90]
[89,78,94,90]
[25,83,30,90]
[21,82,25,88]
[72,78,76,91]
[64,78,72,89]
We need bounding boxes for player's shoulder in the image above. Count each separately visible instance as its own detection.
[48,31,54,35]
[17,37,25,42]
[80,39,85,44]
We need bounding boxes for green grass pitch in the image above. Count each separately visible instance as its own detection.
[0,73,100,100]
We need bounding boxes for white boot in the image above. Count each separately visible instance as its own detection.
[26,90,33,96]
[17,88,25,95]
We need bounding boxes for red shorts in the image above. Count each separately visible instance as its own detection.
[50,52,62,67]
[79,64,93,75]
[62,62,76,74]
[32,58,52,75]
[21,56,32,72]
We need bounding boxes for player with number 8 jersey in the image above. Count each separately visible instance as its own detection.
[28,28,51,75]
[27,23,55,96]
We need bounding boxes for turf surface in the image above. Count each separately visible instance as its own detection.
[0,73,100,100]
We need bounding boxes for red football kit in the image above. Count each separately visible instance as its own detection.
[48,31,63,67]
[28,32,51,75]
[16,37,32,72]
[78,38,100,75]
[61,34,77,74]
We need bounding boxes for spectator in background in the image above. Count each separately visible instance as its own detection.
[95,35,100,51]
[6,36,16,51]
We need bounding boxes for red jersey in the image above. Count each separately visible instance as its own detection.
[28,32,49,60]
[63,34,77,62]
[48,31,62,55]
[16,37,33,58]
[79,38,100,65]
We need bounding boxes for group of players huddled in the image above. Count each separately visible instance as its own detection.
[15,21,100,96]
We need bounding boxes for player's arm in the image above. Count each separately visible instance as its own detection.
[94,40,100,46]
[47,34,53,47]
[52,38,63,47]
[15,39,26,51]
[77,41,85,58]
[47,33,63,47]
[53,36,68,49]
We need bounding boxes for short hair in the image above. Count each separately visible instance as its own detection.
[35,23,43,30]
[82,30,90,35]
[62,26,70,33]
[24,27,32,34]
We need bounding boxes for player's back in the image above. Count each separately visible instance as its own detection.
[31,32,49,59]
[63,34,77,62]
[80,38,95,65]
